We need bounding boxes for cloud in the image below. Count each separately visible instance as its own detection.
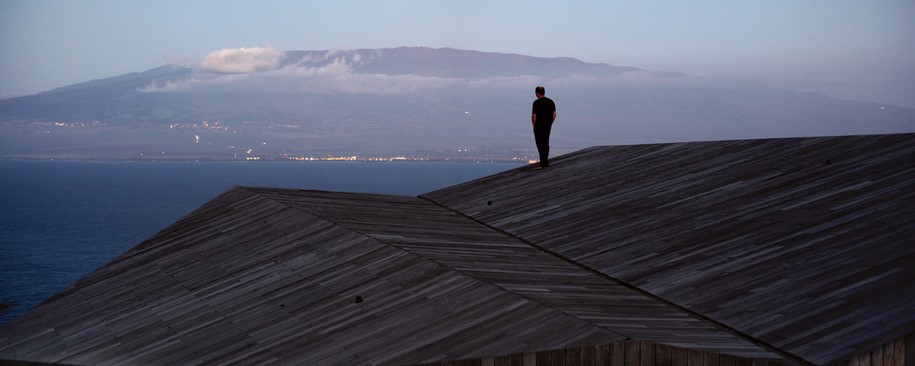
[143,46,678,95]
[141,63,651,95]
[142,63,538,95]
[198,46,285,74]
[143,56,469,94]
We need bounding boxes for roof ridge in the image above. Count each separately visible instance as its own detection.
[418,194,812,365]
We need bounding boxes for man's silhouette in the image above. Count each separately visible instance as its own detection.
[531,85,556,170]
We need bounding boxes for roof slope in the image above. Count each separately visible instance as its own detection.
[423,133,915,365]
[248,188,780,358]
[0,188,624,365]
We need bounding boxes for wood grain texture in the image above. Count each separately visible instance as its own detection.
[249,187,779,359]
[424,134,915,365]
[0,188,619,365]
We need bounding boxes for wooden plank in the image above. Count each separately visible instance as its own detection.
[610,342,625,366]
[719,354,737,366]
[688,350,704,366]
[673,347,689,366]
[580,345,595,366]
[639,342,655,366]
[524,352,537,366]
[905,333,915,366]
[537,350,553,365]
[871,343,886,366]
[655,344,672,366]
[882,340,897,366]
[625,341,641,366]
[491,355,509,366]
[704,352,720,366]
[734,356,753,366]
[594,343,610,366]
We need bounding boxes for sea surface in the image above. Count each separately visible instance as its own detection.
[0,160,520,325]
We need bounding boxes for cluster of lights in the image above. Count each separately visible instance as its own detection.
[35,121,105,127]
[323,156,360,161]
[169,120,230,131]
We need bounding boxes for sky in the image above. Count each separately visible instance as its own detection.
[2,0,914,106]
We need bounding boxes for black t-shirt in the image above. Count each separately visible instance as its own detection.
[532,97,556,127]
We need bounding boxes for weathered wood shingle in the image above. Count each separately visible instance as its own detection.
[0,188,622,365]
[423,133,915,365]
[249,188,782,359]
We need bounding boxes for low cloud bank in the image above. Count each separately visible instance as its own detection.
[142,46,682,95]
[144,58,469,94]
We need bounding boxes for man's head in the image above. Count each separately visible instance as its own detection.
[535,86,545,97]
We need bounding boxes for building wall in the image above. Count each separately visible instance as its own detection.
[420,341,788,366]
[833,333,914,366]
[423,334,915,366]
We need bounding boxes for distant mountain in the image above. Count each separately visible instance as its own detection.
[0,47,641,126]
[285,47,643,78]
[39,66,193,96]
[0,46,913,160]
[0,66,191,124]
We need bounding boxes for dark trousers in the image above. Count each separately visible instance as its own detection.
[534,124,552,167]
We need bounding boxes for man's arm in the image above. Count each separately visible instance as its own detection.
[553,111,556,122]
[531,114,536,127]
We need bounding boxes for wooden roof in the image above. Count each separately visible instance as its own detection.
[423,133,915,365]
[1,133,913,365]
[247,188,780,358]
[0,188,624,365]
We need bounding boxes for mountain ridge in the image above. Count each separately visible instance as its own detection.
[284,46,644,78]
[38,65,192,96]
[19,46,640,102]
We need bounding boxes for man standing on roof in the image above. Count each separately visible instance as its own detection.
[531,85,557,170]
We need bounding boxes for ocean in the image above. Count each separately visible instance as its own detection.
[0,160,520,325]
